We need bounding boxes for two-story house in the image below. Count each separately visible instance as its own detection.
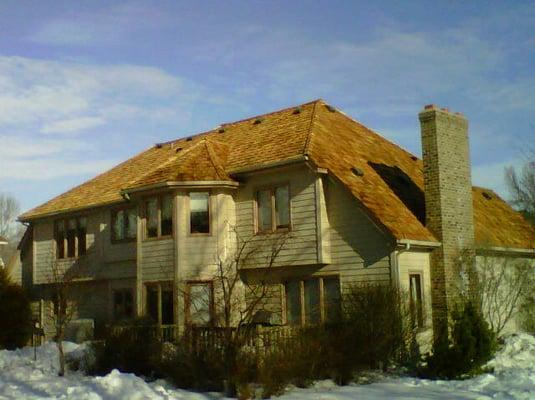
[18,100,535,341]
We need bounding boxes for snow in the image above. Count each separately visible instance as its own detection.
[0,334,534,399]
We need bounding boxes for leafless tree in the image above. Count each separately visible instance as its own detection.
[0,193,19,239]
[186,225,290,395]
[505,149,535,225]
[457,249,532,336]
[0,193,24,267]
[45,257,82,376]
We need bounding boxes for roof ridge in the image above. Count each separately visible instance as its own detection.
[328,104,421,161]
[204,140,229,180]
[220,98,322,127]
[302,99,319,156]
[124,139,208,188]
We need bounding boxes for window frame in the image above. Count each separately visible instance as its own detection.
[54,216,88,260]
[185,280,214,327]
[409,272,425,329]
[143,194,174,240]
[284,275,341,326]
[112,288,134,321]
[254,183,291,234]
[111,206,137,244]
[188,191,211,236]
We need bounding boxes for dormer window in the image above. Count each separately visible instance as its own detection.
[256,185,290,233]
[144,194,174,239]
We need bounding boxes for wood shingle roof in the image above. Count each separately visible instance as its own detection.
[19,100,535,250]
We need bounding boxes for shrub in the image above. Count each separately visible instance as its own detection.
[422,301,496,379]
[0,268,32,349]
[86,317,163,378]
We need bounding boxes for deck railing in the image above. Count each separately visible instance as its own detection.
[108,324,303,355]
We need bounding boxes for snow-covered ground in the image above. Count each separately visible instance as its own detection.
[0,334,534,399]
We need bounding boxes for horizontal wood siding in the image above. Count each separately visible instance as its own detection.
[235,165,318,268]
[141,238,174,281]
[324,179,393,291]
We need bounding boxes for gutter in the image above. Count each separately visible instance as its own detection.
[121,180,240,195]
[229,155,308,175]
[391,239,441,288]
[476,246,535,257]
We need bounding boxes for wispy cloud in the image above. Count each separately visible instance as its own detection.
[27,2,175,46]
[41,116,105,134]
[0,55,204,185]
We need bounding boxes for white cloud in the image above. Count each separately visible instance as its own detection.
[0,55,204,183]
[41,116,105,134]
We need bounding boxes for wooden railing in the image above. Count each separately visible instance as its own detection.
[108,324,303,355]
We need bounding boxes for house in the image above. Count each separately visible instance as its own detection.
[18,100,535,342]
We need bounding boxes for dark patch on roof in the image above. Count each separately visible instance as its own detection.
[368,162,426,225]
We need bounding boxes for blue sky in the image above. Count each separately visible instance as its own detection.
[0,0,534,213]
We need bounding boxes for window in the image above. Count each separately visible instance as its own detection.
[186,282,213,326]
[256,185,290,233]
[112,207,137,242]
[190,192,210,234]
[409,274,424,328]
[55,217,87,259]
[285,276,341,325]
[145,283,175,325]
[113,289,133,321]
[144,194,174,239]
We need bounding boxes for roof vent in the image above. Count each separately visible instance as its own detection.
[410,155,418,161]
[253,118,263,125]
[351,167,364,177]
[218,127,225,133]
[482,192,492,200]
[155,143,163,149]
[293,107,302,114]
[186,137,192,141]
[325,105,336,113]
[175,147,183,153]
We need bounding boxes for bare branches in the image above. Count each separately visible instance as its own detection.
[0,193,19,239]
[457,249,532,336]
[505,156,535,224]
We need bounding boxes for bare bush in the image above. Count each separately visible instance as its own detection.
[457,249,532,336]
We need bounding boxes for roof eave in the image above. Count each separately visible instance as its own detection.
[396,238,441,250]
[476,246,535,257]
[122,180,240,195]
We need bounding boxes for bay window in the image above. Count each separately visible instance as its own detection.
[186,281,213,326]
[190,192,210,234]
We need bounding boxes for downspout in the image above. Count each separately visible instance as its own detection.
[391,241,411,289]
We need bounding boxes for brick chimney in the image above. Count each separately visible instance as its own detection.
[419,105,475,341]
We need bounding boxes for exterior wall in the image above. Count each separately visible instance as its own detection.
[475,254,535,335]
[241,173,395,324]
[235,164,319,267]
[325,177,393,291]
[398,250,434,350]
[420,106,475,337]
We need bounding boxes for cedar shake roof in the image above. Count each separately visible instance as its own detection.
[19,100,535,250]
